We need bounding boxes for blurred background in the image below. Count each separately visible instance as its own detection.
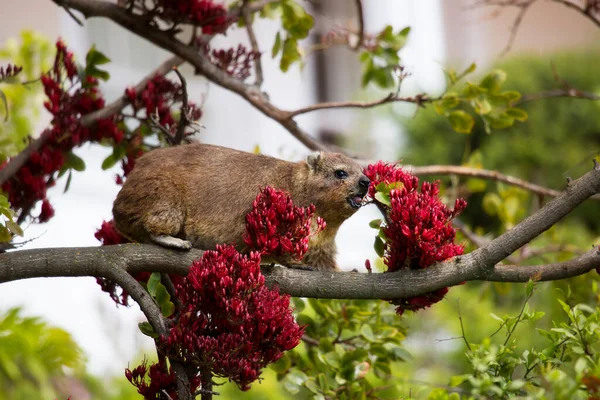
[0,0,599,398]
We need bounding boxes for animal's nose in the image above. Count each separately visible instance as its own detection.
[358,175,370,189]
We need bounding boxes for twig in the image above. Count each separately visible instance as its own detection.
[499,0,537,57]
[517,88,600,104]
[552,0,600,29]
[171,66,189,145]
[352,0,365,50]
[62,4,84,25]
[161,273,183,313]
[285,93,430,118]
[242,0,263,86]
[408,164,600,201]
[301,334,320,346]
[457,301,472,351]
[0,55,183,187]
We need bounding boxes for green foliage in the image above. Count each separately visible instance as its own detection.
[432,66,527,134]
[0,30,53,160]
[0,308,83,399]
[0,193,22,242]
[360,26,410,88]
[268,0,314,72]
[273,298,410,399]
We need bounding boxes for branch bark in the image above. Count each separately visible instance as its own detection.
[1,162,599,298]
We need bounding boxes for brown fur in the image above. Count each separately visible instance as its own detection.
[112,143,369,271]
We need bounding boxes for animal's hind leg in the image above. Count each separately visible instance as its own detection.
[143,203,191,250]
[150,234,192,250]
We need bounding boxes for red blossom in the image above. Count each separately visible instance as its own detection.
[125,359,200,400]
[209,44,260,81]
[158,0,230,34]
[1,40,124,224]
[165,244,304,391]
[0,63,23,80]
[365,162,467,315]
[38,199,55,223]
[244,186,326,260]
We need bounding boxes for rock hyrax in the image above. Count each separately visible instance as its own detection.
[112,143,370,271]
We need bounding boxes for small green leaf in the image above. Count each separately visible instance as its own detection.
[5,220,23,237]
[0,225,11,242]
[272,32,282,58]
[473,98,492,115]
[138,321,159,338]
[86,45,111,66]
[374,192,391,207]
[369,219,382,229]
[101,154,118,170]
[66,152,86,172]
[63,170,73,193]
[505,107,528,122]
[147,272,161,296]
[479,69,507,92]
[374,236,385,257]
[448,110,475,134]
[360,324,375,342]
[155,283,174,317]
[0,89,8,122]
[280,37,300,72]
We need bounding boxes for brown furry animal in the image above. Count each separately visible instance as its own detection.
[112,143,370,271]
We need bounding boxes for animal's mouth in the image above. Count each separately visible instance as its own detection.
[347,191,367,209]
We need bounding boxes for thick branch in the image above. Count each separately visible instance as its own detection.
[0,55,183,186]
[1,165,599,297]
[470,162,600,266]
[52,0,329,152]
[0,244,597,299]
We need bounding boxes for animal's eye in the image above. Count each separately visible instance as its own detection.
[334,170,349,179]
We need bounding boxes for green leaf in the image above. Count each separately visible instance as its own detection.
[360,324,375,342]
[447,110,475,134]
[480,69,507,92]
[473,98,492,115]
[505,107,528,122]
[487,113,514,129]
[0,89,8,122]
[373,236,385,257]
[147,272,161,297]
[101,154,118,170]
[369,219,382,229]
[272,32,282,58]
[374,192,391,207]
[138,321,159,338]
[0,225,11,242]
[5,220,23,237]
[155,283,174,317]
[280,37,300,72]
[66,151,86,172]
[63,170,73,193]
[433,95,460,114]
[86,45,111,66]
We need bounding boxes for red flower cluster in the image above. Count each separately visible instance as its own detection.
[1,40,124,223]
[209,44,260,81]
[126,360,200,399]
[158,0,229,34]
[365,162,467,315]
[165,244,304,390]
[0,63,23,80]
[244,186,326,260]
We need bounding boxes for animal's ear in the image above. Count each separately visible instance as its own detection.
[306,152,322,171]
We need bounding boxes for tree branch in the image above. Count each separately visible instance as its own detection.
[1,164,599,298]
[352,0,365,51]
[0,55,183,186]
[409,164,600,201]
[52,0,330,152]
[284,93,430,118]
